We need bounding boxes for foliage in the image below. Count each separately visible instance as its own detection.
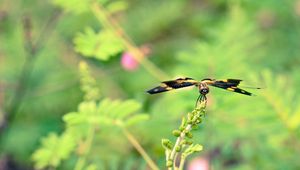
[74,28,124,61]
[1,0,300,170]
[31,133,76,169]
[31,61,149,169]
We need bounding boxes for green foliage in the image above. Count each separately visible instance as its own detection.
[31,61,148,169]
[31,97,148,169]
[258,69,300,131]
[106,1,128,14]
[182,144,203,158]
[52,0,91,14]
[74,28,124,61]
[63,99,148,129]
[163,100,206,169]
[2,0,300,169]
[175,5,262,78]
[52,0,126,14]
[79,61,101,101]
[32,133,76,169]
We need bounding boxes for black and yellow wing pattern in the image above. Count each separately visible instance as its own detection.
[147,77,258,96]
[204,78,253,96]
[147,77,198,94]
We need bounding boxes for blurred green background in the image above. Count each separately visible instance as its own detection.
[1,0,300,169]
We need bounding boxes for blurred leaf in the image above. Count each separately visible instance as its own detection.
[182,144,203,158]
[107,1,128,14]
[174,5,263,78]
[32,133,76,169]
[79,61,101,101]
[125,114,149,126]
[52,0,90,14]
[95,98,148,127]
[287,107,300,130]
[63,112,87,125]
[63,99,147,129]
[85,164,98,170]
[79,101,97,115]
[110,100,142,119]
[74,28,124,61]
[52,0,109,14]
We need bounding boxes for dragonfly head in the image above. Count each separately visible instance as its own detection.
[199,82,209,95]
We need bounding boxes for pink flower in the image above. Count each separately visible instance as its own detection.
[187,157,210,170]
[121,52,139,71]
[120,45,151,71]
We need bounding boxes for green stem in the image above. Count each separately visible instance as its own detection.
[178,155,186,170]
[5,10,61,123]
[90,2,169,81]
[122,127,159,170]
[166,99,207,169]
[169,124,192,169]
[74,126,95,170]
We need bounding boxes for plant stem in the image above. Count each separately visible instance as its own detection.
[90,2,169,81]
[178,156,186,170]
[122,127,159,170]
[169,124,192,169]
[74,126,96,170]
[5,10,61,124]
[166,99,207,170]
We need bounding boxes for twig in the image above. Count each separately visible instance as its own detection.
[164,98,207,169]
[169,124,192,169]
[90,2,169,81]
[122,127,159,170]
[74,126,96,170]
[5,10,61,123]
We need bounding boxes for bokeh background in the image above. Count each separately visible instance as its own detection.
[1,0,300,169]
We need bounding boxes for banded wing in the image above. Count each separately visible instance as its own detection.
[147,77,198,94]
[205,79,253,96]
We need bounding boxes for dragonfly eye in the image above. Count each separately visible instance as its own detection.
[200,87,209,95]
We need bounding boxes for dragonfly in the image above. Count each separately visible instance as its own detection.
[147,77,259,103]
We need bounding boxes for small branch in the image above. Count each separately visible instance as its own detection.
[122,127,159,170]
[169,124,191,168]
[178,156,186,170]
[90,2,169,81]
[74,126,96,170]
[5,10,61,124]
[163,98,207,169]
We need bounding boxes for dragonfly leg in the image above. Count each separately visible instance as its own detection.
[195,94,207,107]
[195,94,202,107]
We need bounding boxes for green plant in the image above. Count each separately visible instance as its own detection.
[32,61,155,170]
[162,98,206,170]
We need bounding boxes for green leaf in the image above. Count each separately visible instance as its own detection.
[32,133,76,169]
[63,112,87,125]
[74,28,124,61]
[101,100,122,116]
[110,100,142,119]
[79,61,101,101]
[288,111,300,130]
[52,0,109,14]
[182,144,203,158]
[107,1,128,13]
[79,101,97,115]
[96,98,113,114]
[85,164,98,170]
[125,114,149,126]
[52,0,90,14]
[89,116,113,125]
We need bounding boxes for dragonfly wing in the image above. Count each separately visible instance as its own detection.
[208,79,252,96]
[147,77,198,94]
[226,87,252,96]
